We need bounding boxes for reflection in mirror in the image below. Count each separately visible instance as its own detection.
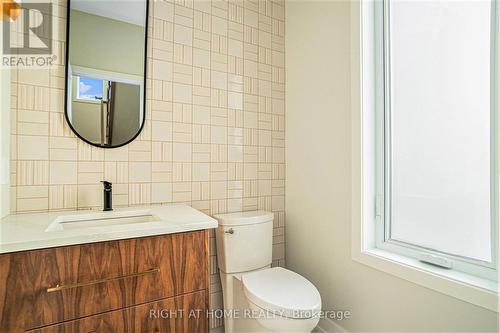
[65,0,148,148]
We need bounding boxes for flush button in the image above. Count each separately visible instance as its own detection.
[224,228,234,234]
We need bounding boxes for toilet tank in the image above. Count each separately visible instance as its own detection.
[214,211,274,273]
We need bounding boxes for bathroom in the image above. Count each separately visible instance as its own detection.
[0,0,498,332]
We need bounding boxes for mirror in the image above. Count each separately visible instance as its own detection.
[65,0,148,148]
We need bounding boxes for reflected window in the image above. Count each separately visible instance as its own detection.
[76,76,104,101]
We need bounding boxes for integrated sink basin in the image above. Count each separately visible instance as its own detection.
[0,204,218,254]
[45,210,161,232]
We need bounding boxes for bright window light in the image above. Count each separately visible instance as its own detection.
[374,0,497,278]
[77,76,104,101]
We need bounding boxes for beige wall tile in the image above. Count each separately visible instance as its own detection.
[129,162,152,182]
[105,147,129,161]
[211,70,227,90]
[11,3,286,328]
[152,60,173,80]
[243,111,258,128]
[193,48,211,68]
[243,59,258,78]
[174,24,193,46]
[210,126,227,144]
[193,105,210,124]
[175,5,194,27]
[17,185,48,199]
[228,145,243,162]
[228,91,243,110]
[77,184,102,208]
[18,69,50,87]
[50,161,77,184]
[173,83,193,103]
[17,110,48,123]
[194,1,211,14]
[17,198,49,212]
[129,183,151,205]
[212,16,228,36]
[152,121,173,141]
[18,136,48,160]
[244,8,258,28]
[172,182,192,202]
[193,163,210,181]
[210,181,227,199]
[173,142,192,162]
[49,185,77,210]
[228,38,243,57]
[243,163,258,180]
[152,182,172,203]
[154,1,174,21]
[17,161,49,186]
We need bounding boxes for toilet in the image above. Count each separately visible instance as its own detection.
[214,211,321,333]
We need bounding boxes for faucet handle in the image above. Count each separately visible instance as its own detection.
[101,181,113,211]
[101,181,112,189]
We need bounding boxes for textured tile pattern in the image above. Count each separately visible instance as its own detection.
[9,0,285,329]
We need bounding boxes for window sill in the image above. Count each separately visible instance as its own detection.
[72,98,103,105]
[352,247,499,312]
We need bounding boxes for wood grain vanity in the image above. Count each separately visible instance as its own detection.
[0,230,210,333]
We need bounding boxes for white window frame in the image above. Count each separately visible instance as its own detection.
[375,0,498,281]
[74,76,107,103]
[351,0,499,312]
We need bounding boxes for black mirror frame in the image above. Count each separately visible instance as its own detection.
[63,0,150,149]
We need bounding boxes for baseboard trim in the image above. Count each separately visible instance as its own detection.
[315,317,349,333]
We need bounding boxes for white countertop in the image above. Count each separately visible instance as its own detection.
[0,204,218,254]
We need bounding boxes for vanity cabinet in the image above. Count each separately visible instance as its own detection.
[0,230,210,333]
[26,291,207,333]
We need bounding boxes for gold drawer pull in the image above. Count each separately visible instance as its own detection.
[47,268,160,293]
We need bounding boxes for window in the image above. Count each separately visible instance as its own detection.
[75,76,106,102]
[374,0,498,280]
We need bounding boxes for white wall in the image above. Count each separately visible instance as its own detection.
[285,1,499,332]
[0,21,10,219]
[69,10,145,76]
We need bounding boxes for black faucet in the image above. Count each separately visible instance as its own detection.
[101,181,113,211]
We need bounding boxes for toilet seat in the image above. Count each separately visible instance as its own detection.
[242,267,321,319]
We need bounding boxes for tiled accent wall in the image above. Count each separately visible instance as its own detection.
[9,0,285,330]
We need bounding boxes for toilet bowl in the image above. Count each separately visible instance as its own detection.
[215,211,322,333]
[242,267,321,332]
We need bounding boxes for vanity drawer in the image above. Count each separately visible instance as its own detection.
[27,290,208,333]
[0,230,208,332]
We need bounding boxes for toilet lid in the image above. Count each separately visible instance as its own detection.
[242,267,321,319]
